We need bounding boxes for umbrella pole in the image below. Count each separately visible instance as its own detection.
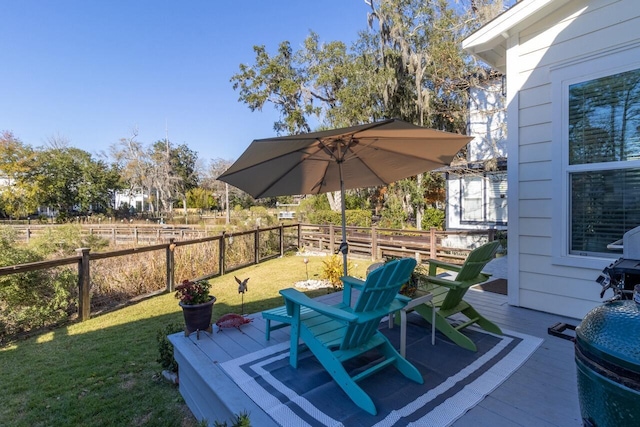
[339,161,348,277]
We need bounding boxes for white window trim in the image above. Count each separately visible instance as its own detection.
[459,173,508,225]
[551,43,640,268]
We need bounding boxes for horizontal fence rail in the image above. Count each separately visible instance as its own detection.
[298,224,496,263]
[0,223,500,335]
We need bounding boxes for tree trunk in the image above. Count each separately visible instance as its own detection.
[327,191,342,212]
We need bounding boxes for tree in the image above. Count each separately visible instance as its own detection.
[168,142,200,214]
[230,0,493,227]
[147,139,199,214]
[0,132,39,218]
[110,128,156,212]
[186,187,216,210]
[24,145,122,216]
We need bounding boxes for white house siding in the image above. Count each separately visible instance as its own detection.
[468,81,507,162]
[501,0,640,319]
[446,79,508,231]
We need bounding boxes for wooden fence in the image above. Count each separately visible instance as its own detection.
[298,224,497,263]
[0,223,499,322]
[12,224,210,245]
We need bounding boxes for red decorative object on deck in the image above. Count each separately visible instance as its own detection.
[215,313,252,332]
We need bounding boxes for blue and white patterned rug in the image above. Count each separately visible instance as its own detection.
[221,315,542,427]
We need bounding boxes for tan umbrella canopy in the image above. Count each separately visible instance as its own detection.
[218,118,472,273]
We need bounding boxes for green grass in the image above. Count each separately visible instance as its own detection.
[0,253,372,427]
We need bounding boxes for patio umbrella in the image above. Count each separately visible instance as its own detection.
[218,118,472,275]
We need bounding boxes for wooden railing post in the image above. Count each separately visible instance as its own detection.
[488,228,496,241]
[76,247,91,321]
[26,227,31,243]
[430,227,437,260]
[219,232,226,276]
[254,227,260,264]
[371,226,378,261]
[112,228,116,245]
[297,223,302,250]
[134,227,138,244]
[166,238,176,292]
[280,224,284,257]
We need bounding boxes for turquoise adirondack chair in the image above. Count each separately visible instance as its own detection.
[279,257,423,415]
[412,240,502,352]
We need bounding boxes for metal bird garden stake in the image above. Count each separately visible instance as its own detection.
[234,276,249,315]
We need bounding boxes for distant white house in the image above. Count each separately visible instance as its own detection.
[463,0,640,319]
[446,75,508,230]
[114,187,151,212]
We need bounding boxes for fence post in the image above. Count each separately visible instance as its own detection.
[26,227,31,243]
[166,238,176,292]
[280,224,284,257]
[112,228,116,245]
[254,227,260,264]
[488,228,496,241]
[297,223,302,250]
[76,247,91,321]
[430,227,437,260]
[220,232,226,276]
[371,226,377,261]
[134,227,138,244]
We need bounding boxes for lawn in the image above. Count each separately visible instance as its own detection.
[0,253,372,427]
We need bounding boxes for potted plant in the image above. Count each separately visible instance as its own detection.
[175,279,216,339]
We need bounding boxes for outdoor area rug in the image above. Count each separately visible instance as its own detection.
[221,315,542,427]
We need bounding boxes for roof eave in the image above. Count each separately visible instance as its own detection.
[462,0,572,72]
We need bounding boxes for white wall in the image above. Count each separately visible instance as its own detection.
[506,0,640,319]
[468,80,507,162]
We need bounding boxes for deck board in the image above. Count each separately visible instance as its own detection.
[169,287,584,426]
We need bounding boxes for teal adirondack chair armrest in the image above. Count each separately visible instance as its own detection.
[341,276,365,290]
[280,288,358,323]
[341,276,365,307]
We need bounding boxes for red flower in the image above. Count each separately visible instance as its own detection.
[175,279,211,305]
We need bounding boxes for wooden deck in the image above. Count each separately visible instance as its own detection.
[169,288,583,426]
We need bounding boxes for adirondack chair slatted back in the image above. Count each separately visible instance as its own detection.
[439,240,500,311]
[453,241,500,282]
[341,258,417,349]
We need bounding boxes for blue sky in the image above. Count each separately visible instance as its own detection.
[0,1,370,162]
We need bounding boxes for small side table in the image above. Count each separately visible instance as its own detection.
[389,292,436,357]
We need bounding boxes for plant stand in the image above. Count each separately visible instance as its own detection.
[180,297,216,339]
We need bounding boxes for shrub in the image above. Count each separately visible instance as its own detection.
[156,322,183,373]
[0,227,76,340]
[308,209,371,227]
[421,207,445,230]
[28,224,109,257]
[321,255,352,292]
[213,411,251,427]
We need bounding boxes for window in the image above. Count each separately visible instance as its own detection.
[568,67,640,255]
[462,177,483,222]
[461,172,507,224]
